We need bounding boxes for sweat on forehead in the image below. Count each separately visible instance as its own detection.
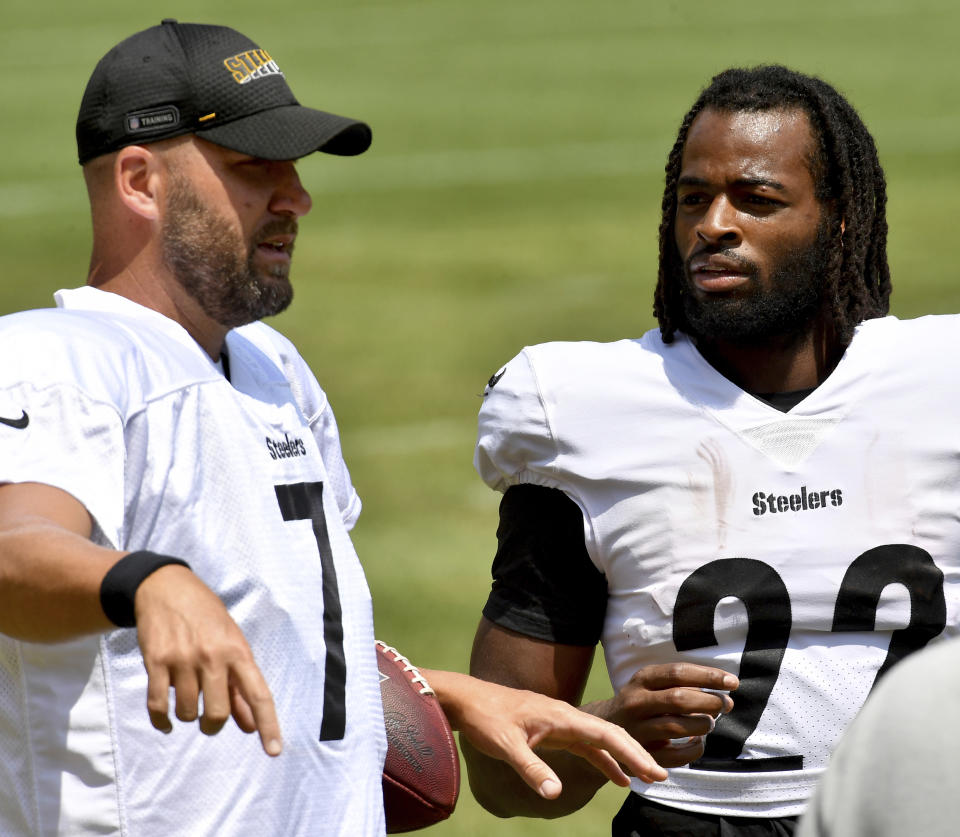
[684,106,822,192]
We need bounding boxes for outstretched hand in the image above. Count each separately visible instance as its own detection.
[134,564,282,757]
[421,669,667,799]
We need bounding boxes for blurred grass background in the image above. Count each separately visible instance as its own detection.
[2,0,959,833]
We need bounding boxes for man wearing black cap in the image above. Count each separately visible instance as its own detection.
[0,20,668,835]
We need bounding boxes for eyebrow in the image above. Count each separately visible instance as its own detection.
[677,175,787,191]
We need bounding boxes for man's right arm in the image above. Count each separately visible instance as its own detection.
[0,481,282,754]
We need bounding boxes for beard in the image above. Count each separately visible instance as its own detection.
[161,177,296,329]
[679,222,831,346]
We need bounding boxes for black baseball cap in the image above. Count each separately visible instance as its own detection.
[76,19,371,164]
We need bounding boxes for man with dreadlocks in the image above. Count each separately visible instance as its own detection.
[461,65,960,835]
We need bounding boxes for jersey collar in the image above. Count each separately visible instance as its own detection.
[55,286,215,360]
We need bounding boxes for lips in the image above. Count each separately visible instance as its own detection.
[254,221,298,264]
[257,235,295,255]
[687,252,755,292]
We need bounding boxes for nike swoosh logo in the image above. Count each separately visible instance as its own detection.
[0,411,29,429]
[479,367,507,398]
[486,368,506,390]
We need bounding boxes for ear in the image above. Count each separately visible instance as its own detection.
[114,145,164,221]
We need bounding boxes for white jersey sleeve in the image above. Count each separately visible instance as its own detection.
[0,310,151,546]
[475,350,560,494]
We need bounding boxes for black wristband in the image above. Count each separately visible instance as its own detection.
[99,551,192,628]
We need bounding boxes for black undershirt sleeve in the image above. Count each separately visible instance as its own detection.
[481,484,607,646]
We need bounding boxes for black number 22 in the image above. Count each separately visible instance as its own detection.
[672,545,945,772]
[275,481,347,741]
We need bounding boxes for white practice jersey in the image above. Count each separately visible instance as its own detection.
[475,315,960,818]
[0,287,386,836]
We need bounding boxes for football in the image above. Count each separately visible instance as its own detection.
[376,640,460,833]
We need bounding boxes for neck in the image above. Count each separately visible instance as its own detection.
[693,320,843,394]
[87,261,229,361]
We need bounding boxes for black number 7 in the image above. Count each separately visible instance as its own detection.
[275,482,346,741]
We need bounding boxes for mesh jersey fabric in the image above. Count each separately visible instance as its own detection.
[474,315,960,818]
[797,634,960,837]
[0,287,386,836]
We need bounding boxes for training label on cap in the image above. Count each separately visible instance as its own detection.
[126,106,181,135]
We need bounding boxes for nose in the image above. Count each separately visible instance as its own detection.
[269,162,313,219]
[696,195,741,247]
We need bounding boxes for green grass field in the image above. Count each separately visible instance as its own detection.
[3,0,960,833]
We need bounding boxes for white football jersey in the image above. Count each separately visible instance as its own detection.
[475,315,960,818]
[0,287,386,836]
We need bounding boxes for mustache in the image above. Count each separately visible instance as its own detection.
[254,218,299,248]
[685,247,758,276]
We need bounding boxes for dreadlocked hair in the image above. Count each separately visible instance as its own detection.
[653,65,890,345]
